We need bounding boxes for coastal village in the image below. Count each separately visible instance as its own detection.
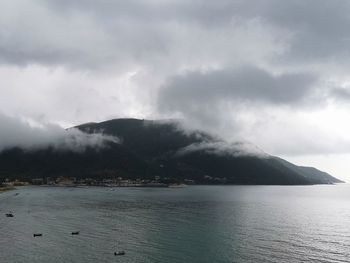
[0,174,233,189]
[0,176,196,188]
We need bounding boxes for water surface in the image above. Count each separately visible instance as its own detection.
[1,185,350,263]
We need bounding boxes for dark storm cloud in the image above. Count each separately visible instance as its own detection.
[251,0,350,62]
[2,0,350,68]
[330,88,350,101]
[159,66,318,112]
[42,0,350,62]
[0,0,172,69]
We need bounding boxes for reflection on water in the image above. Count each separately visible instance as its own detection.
[1,185,350,263]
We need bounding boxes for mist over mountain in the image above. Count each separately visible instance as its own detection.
[0,118,343,185]
[0,113,119,152]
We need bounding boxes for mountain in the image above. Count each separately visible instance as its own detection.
[0,118,343,185]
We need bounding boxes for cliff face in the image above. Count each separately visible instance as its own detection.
[0,118,343,185]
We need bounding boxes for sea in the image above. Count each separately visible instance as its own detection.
[1,185,350,263]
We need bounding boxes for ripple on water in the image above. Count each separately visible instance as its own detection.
[1,185,350,263]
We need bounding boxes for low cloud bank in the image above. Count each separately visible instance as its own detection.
[0,114,119,152]
[148,119,268,158]
[176,140,269,158]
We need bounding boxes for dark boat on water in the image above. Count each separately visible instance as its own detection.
[33,233,43,237]
[71,231,80,235]
[5,213,14,217]
[114,251,125,256]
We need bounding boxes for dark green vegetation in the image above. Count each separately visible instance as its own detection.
[0,118,343,185]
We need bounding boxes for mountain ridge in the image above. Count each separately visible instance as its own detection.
[0,118,343,185]
[75,118,342,185]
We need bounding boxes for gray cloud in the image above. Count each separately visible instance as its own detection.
[156,65,350,157]
[0,0,180,69]
[0,0,349,69]
[156,65,325,155]
[330,87,350,102]
[0,114,119,152]
[159,66,318,114]
[255,0,350,62]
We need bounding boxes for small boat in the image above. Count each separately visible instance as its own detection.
[33,233,43,237]
[71,231,80,235]
[5,213,14,217]
[114,251,125,256]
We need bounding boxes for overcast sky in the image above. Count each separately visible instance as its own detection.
[1,0,350,181]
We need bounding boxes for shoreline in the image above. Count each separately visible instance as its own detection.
[0,186,15,193]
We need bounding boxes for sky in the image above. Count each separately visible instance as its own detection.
[1,0,350,181]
